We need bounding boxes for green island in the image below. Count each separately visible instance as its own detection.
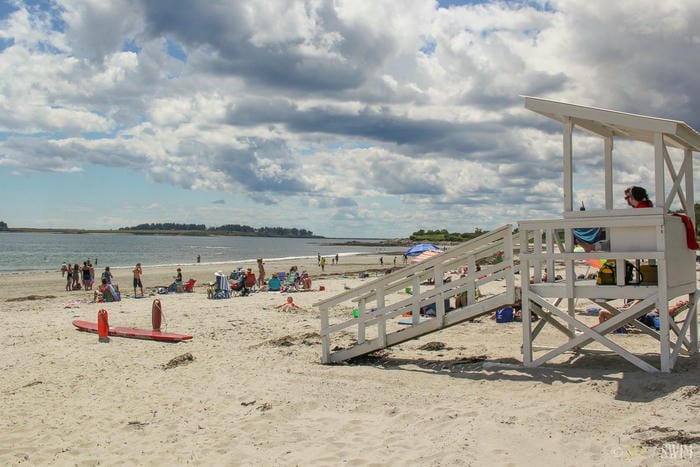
[0,222,320,238]
[0,220,496,247]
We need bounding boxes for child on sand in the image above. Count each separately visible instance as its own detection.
[275,296,303,312]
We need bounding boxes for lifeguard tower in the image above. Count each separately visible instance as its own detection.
[315,97,699,373]
[519,97,700,372]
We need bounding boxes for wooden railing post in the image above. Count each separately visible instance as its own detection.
[320,307,330,364]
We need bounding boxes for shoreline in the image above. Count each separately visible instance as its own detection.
[0,251,391,276]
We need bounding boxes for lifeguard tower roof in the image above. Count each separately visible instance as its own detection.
[524,96,700,151]
[523,96,700,216]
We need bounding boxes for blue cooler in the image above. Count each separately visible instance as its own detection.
[496,307,514,323]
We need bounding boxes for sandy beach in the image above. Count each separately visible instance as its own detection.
[1,255,699,466]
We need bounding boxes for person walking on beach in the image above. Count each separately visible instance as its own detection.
[320,256,326,272]
[65,265,72,291]
[61,262,67,277]
[335,253,339,264]
[132,263,144,296]
[257,258,266,288]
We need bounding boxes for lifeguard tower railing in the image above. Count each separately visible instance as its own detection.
[315,225,517,364]
[519,209,698,372]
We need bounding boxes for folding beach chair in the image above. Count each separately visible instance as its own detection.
[182,279,196,292]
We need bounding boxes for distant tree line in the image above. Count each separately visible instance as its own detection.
[119,222,316,238]
[209,224,314,237]
[120,223,207,231]
[409,228,487,242]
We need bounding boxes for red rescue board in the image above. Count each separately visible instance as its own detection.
[72,320,192,342]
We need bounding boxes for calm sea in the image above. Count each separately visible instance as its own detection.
[0,232,391,274]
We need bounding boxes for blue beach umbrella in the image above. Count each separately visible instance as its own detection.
[405,243,442,256]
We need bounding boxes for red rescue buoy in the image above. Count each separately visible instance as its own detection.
[97,309,110,343]
[152,299,162,331]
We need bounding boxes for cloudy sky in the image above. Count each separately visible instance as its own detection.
[1,0,699,238]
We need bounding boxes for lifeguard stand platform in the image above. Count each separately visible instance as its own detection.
[520,97,700,372]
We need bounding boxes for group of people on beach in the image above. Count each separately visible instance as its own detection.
[60,259,138,299]
[316,253,340,272]
[61,260,97,292]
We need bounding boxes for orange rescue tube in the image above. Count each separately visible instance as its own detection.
[97,309,110,343]
[152,299,162,331]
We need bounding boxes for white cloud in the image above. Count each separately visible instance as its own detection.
[0,0,699,236]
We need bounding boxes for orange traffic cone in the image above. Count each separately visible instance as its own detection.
[152,299,162,331]
[97,309,110,343]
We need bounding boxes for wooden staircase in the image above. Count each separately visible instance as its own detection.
[314,225,518,364]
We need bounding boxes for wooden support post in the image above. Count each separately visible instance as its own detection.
[376,288,386,347]
[685,148,695,225]
[690,292,698,355]
[604,136,613,209]
[545,228,554,283]
[657,257,670,372]
[412,275,421,325]
[357,298,366,344]
[654,133,665,211]
[563,118,573,212]
[320,307,330,364]
[521,228,533,365]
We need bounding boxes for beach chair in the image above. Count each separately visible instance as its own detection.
[182,279,196,293]
[285,271,297,287]
[245,272,256,291]
[209,273,231,299]
[267,277,281,291]
[277,271,286,283]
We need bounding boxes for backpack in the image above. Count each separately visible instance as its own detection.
[596,260,637,285]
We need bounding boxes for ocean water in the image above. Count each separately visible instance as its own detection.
[0,232,390,274]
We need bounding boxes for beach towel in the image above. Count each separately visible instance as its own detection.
[573,227,604,244]
[672,214,699,249]
[102,284,120,302]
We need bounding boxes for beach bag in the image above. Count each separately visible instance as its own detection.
[596,260,636,285]
[596,264,616,285]
[640,264,657,284]
[496,307,514,323]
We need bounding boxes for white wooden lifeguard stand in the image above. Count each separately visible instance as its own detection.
[520,97,700,372]
[316,97,698,373]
